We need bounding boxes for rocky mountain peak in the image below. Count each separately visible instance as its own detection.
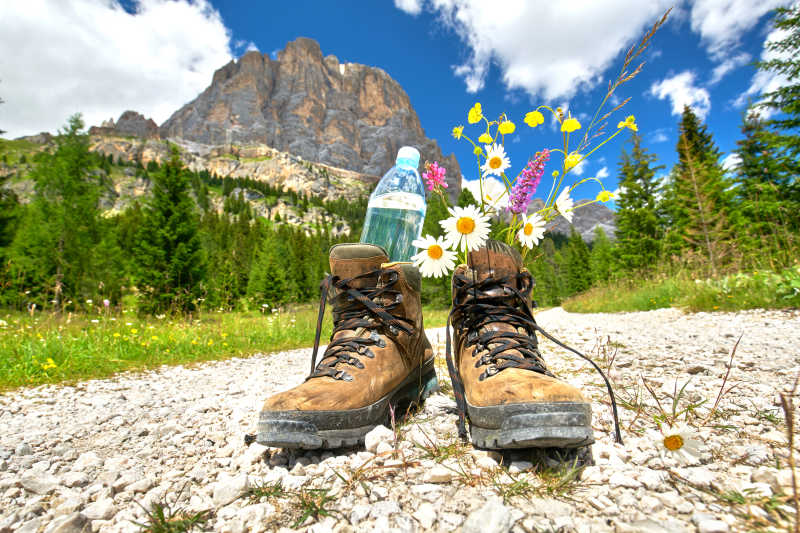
[89,110,158,139]
[160,37,461,198]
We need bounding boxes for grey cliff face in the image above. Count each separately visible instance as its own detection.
[89,111,159,139]
[159,37,461,199]
[548,200,617,243]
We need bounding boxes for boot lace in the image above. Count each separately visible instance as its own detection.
[446,269,623,444]
[308,269,413,381]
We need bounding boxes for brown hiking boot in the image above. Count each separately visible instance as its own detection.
[446,240,620,449]
[257,243,437,449]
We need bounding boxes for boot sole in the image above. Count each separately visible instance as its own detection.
[467,401,594,449]
[257,358,438,450]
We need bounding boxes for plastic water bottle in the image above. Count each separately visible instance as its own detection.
[360,146,427,262]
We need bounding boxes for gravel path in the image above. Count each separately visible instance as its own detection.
[1,307,799,533]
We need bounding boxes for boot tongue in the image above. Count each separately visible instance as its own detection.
[467,239,522,281]
[459,240,526,336]
[329,243,388,289]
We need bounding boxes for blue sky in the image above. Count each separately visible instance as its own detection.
[1,0,793,207]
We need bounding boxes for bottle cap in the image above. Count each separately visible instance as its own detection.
[396,146,420,169]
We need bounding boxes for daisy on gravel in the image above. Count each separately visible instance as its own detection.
[555,187,574,223]
[481,143,511,179]
[651,422,702,465]
[411,235,456,278]
[517,212,546,249]
[440,205,490,252]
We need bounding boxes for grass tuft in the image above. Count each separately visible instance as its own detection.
[134,484,211,533]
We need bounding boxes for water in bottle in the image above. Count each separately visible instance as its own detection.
[360,146,427,262]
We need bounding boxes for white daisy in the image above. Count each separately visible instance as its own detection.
[440,205,491,252]
[555,187,574,223]
[481,143,511,179]
[650,422,703,465]
[411,235,457,278]
[517,212,545,249]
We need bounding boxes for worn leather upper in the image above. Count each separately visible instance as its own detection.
[263,244,432,412]
[452,242,588,408]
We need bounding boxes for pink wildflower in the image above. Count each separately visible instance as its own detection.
[422,161,448,192]
[508,150,550,214]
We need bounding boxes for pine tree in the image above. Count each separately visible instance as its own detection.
[589,227,615,283]
[662,106,734,274]
[0,158,17,253]
[247,237,290,307]
[133,145,206,314]
[756,6,800,195]
[565,228,591,294]
[526,236,563,306]
[422,194,449,238]
[8,114,103,309]
[733,109,793,259]
[614,133,665,270]
[457,187,478,208]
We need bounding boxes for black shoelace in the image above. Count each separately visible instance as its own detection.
[445,269,623,444]
[308,269,413,381]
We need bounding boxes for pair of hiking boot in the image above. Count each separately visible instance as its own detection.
[257,240,617,451]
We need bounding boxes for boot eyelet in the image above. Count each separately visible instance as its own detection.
[389,325,398,335]
[395,294,403,303]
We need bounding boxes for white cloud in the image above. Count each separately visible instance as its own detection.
[721,153,742,174]
[710,52,751,84]
[596,166,609,179]
[418,0,672,100]
[571,158,586,176]
[649,71,711,120]
[648,128,670,143]
[689,0,786,60]
[394,0,423,15]
[461,176,509,209]
[0,0,234,137]
[735,21,794,116]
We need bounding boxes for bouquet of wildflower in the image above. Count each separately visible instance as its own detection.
[410,12,667,279]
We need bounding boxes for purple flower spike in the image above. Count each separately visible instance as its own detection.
[508,149,550,214]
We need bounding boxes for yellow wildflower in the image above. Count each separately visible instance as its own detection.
[151,335,158,341]
[130,328,138,334]
[498,120,515,134]
[478,132,492,144]
[596,190,613,202]
[113,332,121,338]
[564,152,582,171]
[524,110,544,128]
[552,170,559,178]
[452,125,464,139]
[617,115,638,131]
[468,103,482,124]
[41,358,57,370]
[473,146,483,156]
[561,116,581,133]
[208,339,214,346]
